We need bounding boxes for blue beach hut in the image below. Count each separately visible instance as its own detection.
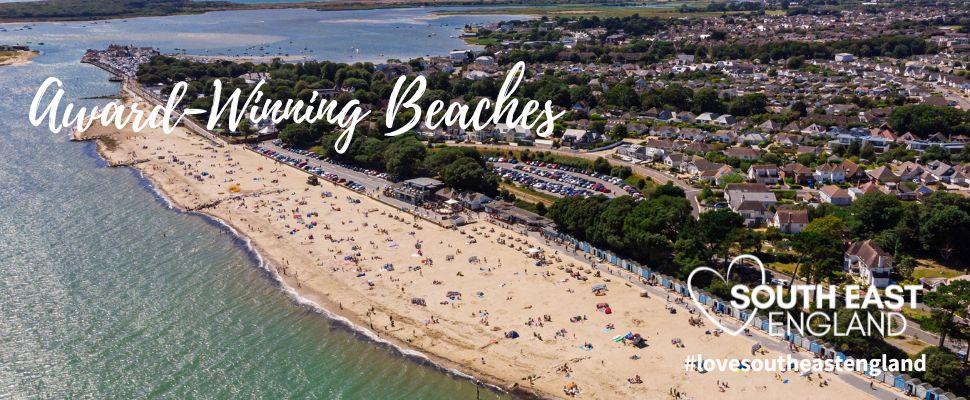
[894,374,911,392]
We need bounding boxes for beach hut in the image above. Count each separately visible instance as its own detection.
[821,343,836,358]
[884,371,898,387]
[661,277,670,288]
[835,351,846,361]
[938,391,957,400]
[753,316,763,330]
[760,318,769,331]
[915,383,932,399]
[905,378,922,396]
[800,337,812,349]
[894,374,911,392]
[808,340,821,354]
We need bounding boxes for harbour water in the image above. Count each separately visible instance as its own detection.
[0,8,516,399]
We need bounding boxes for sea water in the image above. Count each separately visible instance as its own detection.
[0,8,516,399]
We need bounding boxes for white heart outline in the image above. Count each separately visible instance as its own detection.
[686,254,766,336]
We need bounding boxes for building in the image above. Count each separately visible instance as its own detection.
[390,177,445,205]
[747,164,780,185]
[844,240,893,288]
[561,128,597,148]
[725,183,777,226]
[771,208,809,234]
[819,185,852,205]
[835,53,855,62]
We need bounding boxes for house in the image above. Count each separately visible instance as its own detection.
[496,123,533,144]
[814,163,846,184]
[867,166,900,184]
[685,156,727,178]
[747,164,780,185]
[819,185,852,205]
[725,183,777,226]
[781,163,814,185]
[664,153,686,170]
[844,240,893,288]
[561,128,596,148]
[723,147,763,161]
[835,53,855,62]
[771,208,809,234]
[714,114,737,126]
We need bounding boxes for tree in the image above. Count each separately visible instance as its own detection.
[692,87,724,114]
[382,136,426,179]
[789,216,846,285]
[924,281,970,348]
[278,123,318,148]
[604,84,640,108]
[728,93,768,116]
[849,193,903,238]
[697,209,745,267]
[593,157,611,175]
[888,104,970,137]
[440,157,486,193]
[920,203,970,263]
[660,84,693,111]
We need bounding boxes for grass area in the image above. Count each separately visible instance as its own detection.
[911,259,965,280]
[501,182,557,206]
[884,334,932,357]
[769,262,797,277]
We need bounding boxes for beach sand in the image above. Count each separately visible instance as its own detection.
[0,50,38,66]
[74,93,885,399]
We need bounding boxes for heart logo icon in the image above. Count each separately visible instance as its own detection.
[686,254,766,336]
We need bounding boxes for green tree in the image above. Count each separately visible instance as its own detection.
[924,281,970,348]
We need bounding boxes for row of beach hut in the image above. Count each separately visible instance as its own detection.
[540,229,966,400]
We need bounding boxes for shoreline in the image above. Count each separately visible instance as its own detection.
[70,88,890,399]
[85,136,534,399]
[0,50,39,66]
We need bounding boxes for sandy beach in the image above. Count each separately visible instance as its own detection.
[0,50,38,66]
[73,92,886,400]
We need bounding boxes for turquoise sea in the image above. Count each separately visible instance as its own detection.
[0,8,515,399]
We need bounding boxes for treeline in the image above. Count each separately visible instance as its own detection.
[138,56,556,134]
[0,0,230,21]
[313,134,500,195]
[546,184,770,279]
[695,35,934,62]
[888,104,970,138]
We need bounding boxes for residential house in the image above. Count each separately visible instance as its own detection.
[771,208,809,234]
[561,128,596,148]
[814,163,846,184]
[725,183,777,226]
[723,147,763,161]
[819,185,852,205]
[747,164,780,185]
[844,240,893,288]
